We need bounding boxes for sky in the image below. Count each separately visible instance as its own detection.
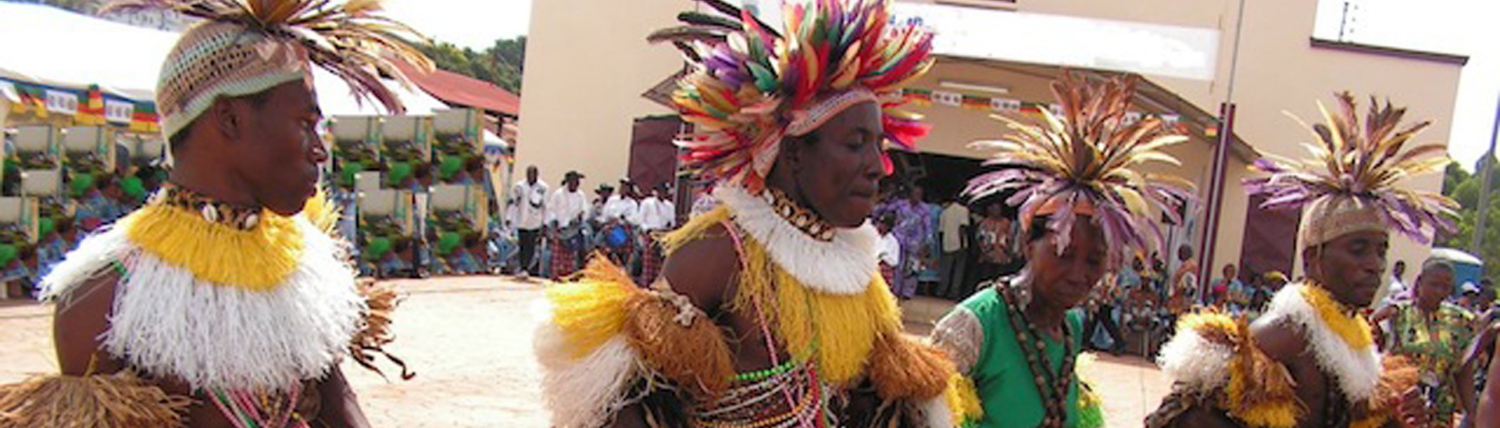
[378,0,1494,172]
[381,0,532,49]
[1312,0,1500,172]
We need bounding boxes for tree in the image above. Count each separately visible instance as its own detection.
[415,36,526,94]
[1439,155,1500,283]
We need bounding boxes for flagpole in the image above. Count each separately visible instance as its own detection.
[1472,94,1500,256]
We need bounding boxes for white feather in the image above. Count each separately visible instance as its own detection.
[535,325,643,428]
[1155,328,1234,392]
[914,396,958,428]
[49,219,363,393]
[1263,283,1382,401]
[714,186,879,295]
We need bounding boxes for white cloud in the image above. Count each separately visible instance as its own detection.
[382,0,532,50]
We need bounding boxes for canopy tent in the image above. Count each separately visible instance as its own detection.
[0,2,449,120]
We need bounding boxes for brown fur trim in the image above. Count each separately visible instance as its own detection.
[868,333,957,400]
[348,279,414,380]
[622,291,736,397]
[0,371,191,428]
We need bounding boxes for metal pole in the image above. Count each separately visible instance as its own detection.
[1197,0,1247,301]
[1472,95,1500,255]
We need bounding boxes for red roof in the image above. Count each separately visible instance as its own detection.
[394,61,520,117]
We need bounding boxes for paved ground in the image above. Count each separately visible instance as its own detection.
[0,276,1170,427]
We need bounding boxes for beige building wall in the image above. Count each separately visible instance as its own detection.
[515,0,682,189]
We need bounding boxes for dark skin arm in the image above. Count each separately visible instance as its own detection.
[606,225,739,428]
[1370,306,1398,351]
[1252,319,1328,428]
[1479,338,1500,428]
[56,271,369,428]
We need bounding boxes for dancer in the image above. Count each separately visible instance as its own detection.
[1148,93,1459,428]
[535,1,976,427]
[0,0,429,426]
[931,74,1195,428]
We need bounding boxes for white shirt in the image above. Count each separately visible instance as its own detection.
[546,188,589,228]
[602,195,641,225]
[509,180,549,230]
[938,203,971,253]
[637,197,676,231]
[878,232,901,267]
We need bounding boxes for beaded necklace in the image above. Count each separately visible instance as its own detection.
[762,188,836,242]
[208,385,308,428]
[1001,286,1077,428]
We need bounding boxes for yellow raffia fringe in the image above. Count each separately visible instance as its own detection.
[665,205,902,386]
[301,188,340,235]
[1224,318,1300,428]
[546,258,639,359]
[945,373,983,425]
[1300,285,1374,349]
[0,372,191,428]
[124,203,303,291]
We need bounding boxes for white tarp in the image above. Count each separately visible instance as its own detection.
[0,2,449,116]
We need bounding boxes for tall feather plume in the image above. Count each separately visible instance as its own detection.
[650,0,933,193]
[965,73,1195,267]
[1242,92,1458,244]
[102,0,434,114]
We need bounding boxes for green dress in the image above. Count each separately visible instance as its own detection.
[934,286,1095,428]
[1391,301,1475,419]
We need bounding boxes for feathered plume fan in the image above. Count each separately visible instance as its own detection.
[1243,92,1458,243]
[648,0,935,192]
[102,0,435,114]
[965,74,1195,266]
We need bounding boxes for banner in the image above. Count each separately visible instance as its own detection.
[0,78,159,132]
[900,88,1200,135]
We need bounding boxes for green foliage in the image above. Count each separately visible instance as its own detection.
[416,36,527,95]
[1440,155,1500,282]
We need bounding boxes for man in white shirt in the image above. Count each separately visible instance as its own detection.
[636,183,676,285]
[876,214,901,286]
[508,166,547,277]
[934,198,971,299]
[599,179,641,267]
[546,171,589,279]
[1376,260,1409,310]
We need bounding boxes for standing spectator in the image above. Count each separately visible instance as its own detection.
[1377,260,1410,309]
[599,179,640,267]
[1211,263,1241,310]
[1371,259,1476,427]
[935,197,971,299]
[973,203,1012,282]
[874,185,933,299]
[918,193,943,294]
[508,166,548,277]
[546,171,588,280]
[1170,245,1199,304]
[636,183,676,285]
[876,214,900,288]
[1084,270,1127,355]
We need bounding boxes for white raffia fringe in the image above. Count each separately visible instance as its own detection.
[915,396,957,428]
[1263,283,1381,401]
[535,323,643,428]
[714,185,879,295]
[1155,327,1233,392]
[44,219,363,393]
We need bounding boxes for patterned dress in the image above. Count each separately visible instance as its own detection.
[1390,301,1476,421]
[874,199,932,298]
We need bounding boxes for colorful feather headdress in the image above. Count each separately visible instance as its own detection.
[965,74,1195,267]
[103,0,434,139]
[650,0,935,193]
[1243,93,1458,250]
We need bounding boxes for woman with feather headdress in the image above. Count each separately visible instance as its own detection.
[1148,93,1458,428]
[0,1,431,427]
[929,73,1196,428]
[533,0,979,427]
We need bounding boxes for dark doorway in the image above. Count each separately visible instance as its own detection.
[628,115,682,193]
[1238,194,1301,283]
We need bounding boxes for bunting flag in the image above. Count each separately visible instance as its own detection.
[1,78,159,132]
[130,103,161,134]
[900,87,1191,125]
[76,85,107,125]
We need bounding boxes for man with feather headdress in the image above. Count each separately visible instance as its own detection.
[533,0,978,427]
[0,1,431,427]
[1148,94,1459,428]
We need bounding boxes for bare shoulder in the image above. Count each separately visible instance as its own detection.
[53,270,124,376]
[1251,316,1308,364]
[661,222,741,315]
